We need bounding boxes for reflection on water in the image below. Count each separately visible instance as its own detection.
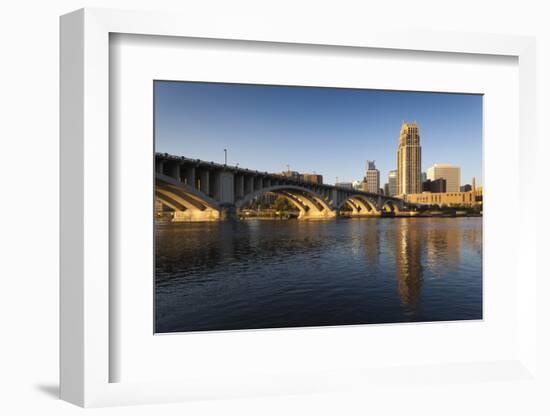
[155,218,482,333]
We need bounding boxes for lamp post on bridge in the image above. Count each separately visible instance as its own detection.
[224,148,227,165]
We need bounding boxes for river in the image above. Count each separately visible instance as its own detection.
[155,217,482,333]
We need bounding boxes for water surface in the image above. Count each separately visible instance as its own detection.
[155,217,482,333]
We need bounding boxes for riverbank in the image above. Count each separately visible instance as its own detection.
[239,212,482,220]
[413,211,482,218]
[156,210,482,223]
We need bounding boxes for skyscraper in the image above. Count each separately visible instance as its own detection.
[427,164,460,193]
[397,122,422,195]
[363,160,380,194]
[387,170,398,196]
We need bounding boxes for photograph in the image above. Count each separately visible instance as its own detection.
[153,80,483,333]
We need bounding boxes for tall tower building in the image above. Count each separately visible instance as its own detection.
[397,122,422,195]
[427,164,461,193]
[363,160,380,194]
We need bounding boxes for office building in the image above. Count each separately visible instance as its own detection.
[427,164,461,193]
[364,160,380,193]
[397,122,422,195]
[422,178,446,193]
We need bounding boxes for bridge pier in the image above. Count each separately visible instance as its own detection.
[218,171,235,203]
[346,211,381,218]
[197,169,210,194]
[172,207,220,222]
[244,175,254,195]
[165,161,180,180]
[181,165,195,186]
[219,204,238,221]
[297,208,337,220]
[235,174,245,199]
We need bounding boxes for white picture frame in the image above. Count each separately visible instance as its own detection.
[60,7,538,408]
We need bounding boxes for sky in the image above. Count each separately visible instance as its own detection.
[154,81,483,187]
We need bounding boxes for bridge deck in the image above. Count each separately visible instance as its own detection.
[155,152,404,203]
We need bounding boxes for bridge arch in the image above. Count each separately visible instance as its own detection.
[338,195,380,216]
[382,200,401,214]
[156,173,221,221]
[235,185,336,219]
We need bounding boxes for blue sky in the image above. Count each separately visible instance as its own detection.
[155,81,482,187]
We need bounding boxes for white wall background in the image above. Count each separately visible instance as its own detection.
[0,1,548,415]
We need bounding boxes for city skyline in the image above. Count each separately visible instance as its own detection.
[155,81,483,187]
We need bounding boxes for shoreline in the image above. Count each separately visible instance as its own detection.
[155,214,482,224]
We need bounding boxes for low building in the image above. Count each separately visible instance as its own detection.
[475,186,483,203]
[460,184,472,192]
[404,189,480,207]
[280,170,302,180]
[335,182,353,189]
[303,173,323,184]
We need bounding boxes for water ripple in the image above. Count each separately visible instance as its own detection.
[155,217,482,332]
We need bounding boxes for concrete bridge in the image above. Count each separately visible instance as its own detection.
[155,153,413,221]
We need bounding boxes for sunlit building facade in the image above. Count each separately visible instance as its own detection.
[397,122,422,195]
[364,160,380,193]
[404,178,481,207]
[427,164,461,193]
[404,190,477,207]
